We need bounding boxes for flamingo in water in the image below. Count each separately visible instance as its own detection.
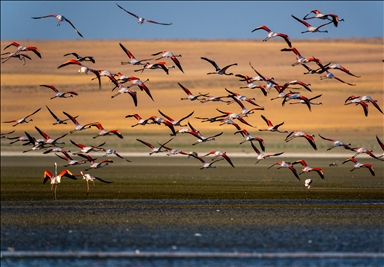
[31,14,84,38]
[116,3,172,25]
[76,171,112,196]
[43,163,77,200]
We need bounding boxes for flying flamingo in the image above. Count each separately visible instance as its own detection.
[136,138,172,155]
[228,96,265,117]
[178,82,208,101]
[158,110,195,127]
[344,98,369,117]
[0,130,15,139]
[78,154,114,171]
[134,61,175,75]
[147,116,177,136]
[215,118,242,132]
[250,142,284,164]
[199,94,232,104]
[234,129,265,151]
[187,122,223,146]
[76,171,112,195]
[303,10,344,27]
[7,135,29,145]
[3,41,42,58]
[119,43,153,65]
[2,107,41,127]
[349,146,382,160]
[189,154,225,170]
[345,95,383,115]
[291,14,333,33]
[64,52,95,63]
[43,147,71,155]
[318,134,353,151]
[116,3,172,25]
[62,111,96,134]
[292,159,325,179]
[70,139,105,154]
[285,130,318,150]
[259,115,288,133]
[315,63,360,78]
[43,163,77,200]
[122,76,153,101]
[151,51,184,73]
[86,122,124,139]
[342,157,375,176]
[125,114,152,127]
[248,63,279,92]
[57,59,102,89]
[314,58,356,86]
[1,51,32,64]
[375,135,384,159]
[94,146,131,162]
[202,150,235,168]
[280,47,321,67]
[288,94,323,107]
[268,161,300,180]
[225,88,262,107]
[46,105,78,126]
[34,126,67,147]
[22,131,48,153]
[215,108,257,128]
[40,84,78,100]
[194,114,228,124]
[236,74,269,96]
[251,25,292,47]
[201,57,237,75]
[281,92,313,111]
[160,145,190,157]
[111,84,138,106]
[55,151,88,167]
[31,14,84,38]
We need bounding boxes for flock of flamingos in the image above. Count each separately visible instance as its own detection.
[1,4,383,200]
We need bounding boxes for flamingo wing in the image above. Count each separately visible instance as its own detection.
[201,57,220,71]
[145,19,172,26]
[62,18,83,38]
[291,14,311,27]
[116,4,140,19]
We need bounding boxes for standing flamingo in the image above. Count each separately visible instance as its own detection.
[268,161,300,180]
[201,57,237,75]
[76,171,112,196]
[151,50,184,73]
[292,159,325,179]
[285,130,317,150]
[250,142,284,164]
[291,14,333,33]
[2,107,41,127]
[40,84,78,100]
[202,150,235,168]
[251,25,292,47]
[116,3,172,25]
[259,115,288,133]
[3,41,42,58]
[31,14,84,38]
[342,158,375,176]
[43,163,77,200]
[119,43,153,65]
